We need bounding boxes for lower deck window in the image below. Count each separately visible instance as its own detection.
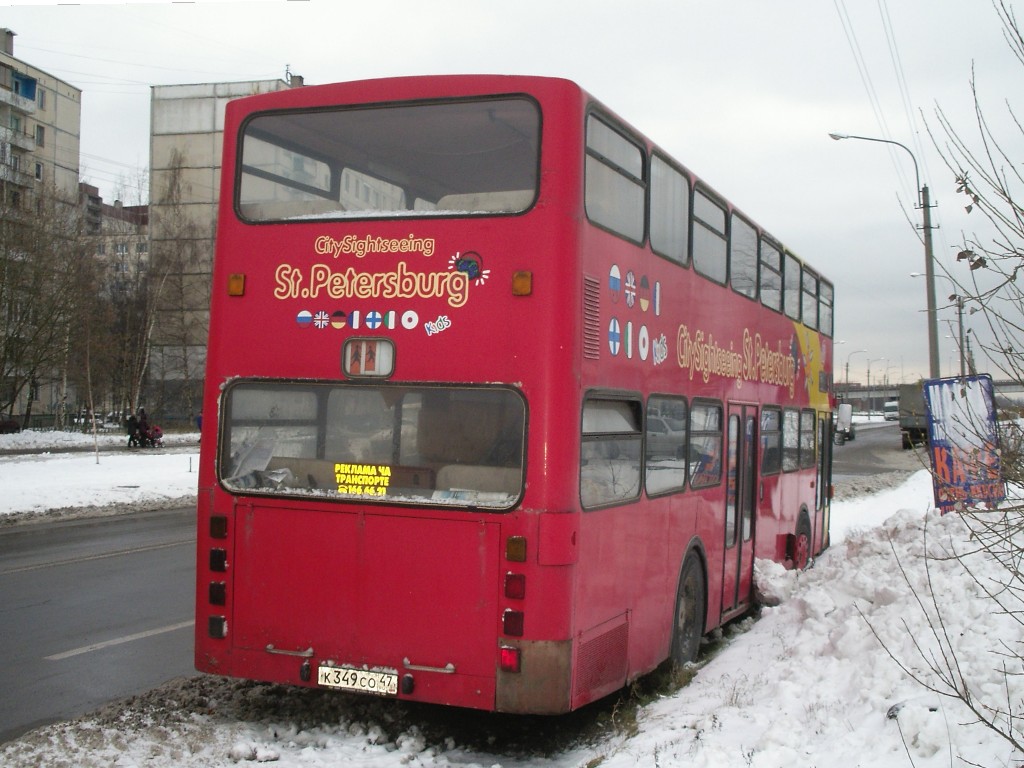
[580,397,641,508]
[220,381,525,510]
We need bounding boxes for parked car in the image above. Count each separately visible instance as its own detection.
[0,418,20,434]
[647,416,688,459]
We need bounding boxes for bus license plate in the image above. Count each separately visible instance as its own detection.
[317,665,398,696]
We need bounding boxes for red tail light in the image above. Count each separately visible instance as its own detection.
[499,645,521,672]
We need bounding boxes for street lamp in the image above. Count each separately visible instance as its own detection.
[829,132,939,379]
[845,348,867,399]
[913,272,966,380]
[867,357,886,414]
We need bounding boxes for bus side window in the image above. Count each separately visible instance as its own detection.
[782,408,800,472]
[645,396,688,496]
[580,397,642,508]
[760,407,782,475]
[689,400,723,488]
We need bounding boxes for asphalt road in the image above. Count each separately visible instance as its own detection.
[0,506,197,744]
[832,419,924,480]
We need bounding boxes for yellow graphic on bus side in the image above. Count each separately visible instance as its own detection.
[674,323,831,408]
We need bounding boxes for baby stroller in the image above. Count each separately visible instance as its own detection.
[143,424,164,448]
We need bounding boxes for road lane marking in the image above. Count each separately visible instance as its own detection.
[0,539,193,576]
[45,620,195,661]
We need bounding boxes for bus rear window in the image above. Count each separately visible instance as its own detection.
[220,382,525,510]
[237,97,540,221]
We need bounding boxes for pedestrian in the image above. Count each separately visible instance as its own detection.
[137,408,150,447]
[126,413,140,448]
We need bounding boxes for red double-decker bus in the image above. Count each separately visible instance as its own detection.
[195,75,835,714]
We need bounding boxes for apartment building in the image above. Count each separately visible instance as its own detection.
[0,29,83,425]
[0,28,81,202]
[147,77,296,419]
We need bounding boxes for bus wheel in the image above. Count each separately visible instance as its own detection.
[792,515,812,571]
[671,552,706,666]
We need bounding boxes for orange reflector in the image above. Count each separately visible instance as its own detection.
[503,609,524,637]
[512,270,533,296]
[227,273,246,296]
[499,645,521,673]
[506,536,527,562]
[504,572,526,600]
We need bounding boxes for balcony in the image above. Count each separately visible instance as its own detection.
[0,160,34,187]
[0,87,36,114]
[0,126,34,152]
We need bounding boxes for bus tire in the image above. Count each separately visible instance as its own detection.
[792,513,812,571]
[671,552,706,666]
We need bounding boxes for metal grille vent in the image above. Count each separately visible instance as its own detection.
[583,276,601,359]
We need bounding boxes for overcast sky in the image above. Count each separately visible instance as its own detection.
[3,0,1020,385]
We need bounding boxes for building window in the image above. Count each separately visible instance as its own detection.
[34,161,42,180]
[38,89,46,110]
[35,125,44,147]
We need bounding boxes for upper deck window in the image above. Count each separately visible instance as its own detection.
[238,97,540,221]
[692,189,727,285]
[585,115,645,243]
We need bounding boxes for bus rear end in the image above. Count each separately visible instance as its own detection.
[195,76,585,713]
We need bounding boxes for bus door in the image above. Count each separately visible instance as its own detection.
[816,411,833,552]
[722,404,758,617]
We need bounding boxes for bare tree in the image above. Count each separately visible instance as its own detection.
[931,0,1024,404]
[865,3,1024,754]
[0,183,88,426]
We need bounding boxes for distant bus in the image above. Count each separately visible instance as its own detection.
[194,75,836,714]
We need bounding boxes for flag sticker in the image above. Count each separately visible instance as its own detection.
[638,325,650,361]
[313,311,330,329]
[625,321,634,359]
[608,318,621,356]
[296,310,312,327]
[653,281,662,316]
[366,311,383,330]
[624,271,636,308]
[639,275,650,312]
[609,265,621,302]
[330,310,347,329]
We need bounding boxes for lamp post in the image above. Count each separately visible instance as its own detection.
[845,348,867,401]
[867,357,886,414]
[829,132,939,378]
[913,272,966,380]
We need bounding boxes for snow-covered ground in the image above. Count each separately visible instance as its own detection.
[1,428,1022,767]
